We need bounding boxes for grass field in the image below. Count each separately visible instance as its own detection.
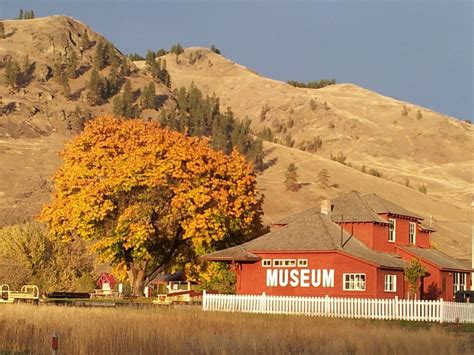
[1,305,473,354]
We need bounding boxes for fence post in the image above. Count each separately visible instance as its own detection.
[394,296,398,321]
[261,292,266,314]
[325,295,330,316]
[202,290,207,311]
[439,298,444,323]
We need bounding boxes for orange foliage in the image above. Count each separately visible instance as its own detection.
[40,115,262,291]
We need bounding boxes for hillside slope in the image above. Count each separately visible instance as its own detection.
[0,18,471,260]
[144,48,473,208]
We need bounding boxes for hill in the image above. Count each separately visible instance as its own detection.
[136,47,473,256]
[0,18,471,259]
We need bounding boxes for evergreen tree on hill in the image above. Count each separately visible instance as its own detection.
[113,80,135,118]
[18,9,24,20]
[80,31,91,50]
[4,59,21,88]
[86,68,106,105]
[94,41,107,70]
[161,84,264,171]
[140,82,156,110]
[285,163,300,191]
[0,22,5,39]
[66,51,78,79]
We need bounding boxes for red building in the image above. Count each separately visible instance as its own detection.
[203,192,471,300]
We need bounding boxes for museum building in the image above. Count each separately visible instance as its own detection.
[203,192,472,299]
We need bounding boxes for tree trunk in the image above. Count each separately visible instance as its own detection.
[128,261,147,297]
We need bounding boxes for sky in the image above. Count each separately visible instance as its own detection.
[1,1,472,121]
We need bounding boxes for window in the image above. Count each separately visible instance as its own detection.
[409,222,416,244]
[343,273,366,291]
[384,274,397,292]
[388,218,396,242]
[453,273,467,294]
[284,259,296,267]
[273,259,296,267]
[297,259,308,267]
[262,259,271,267]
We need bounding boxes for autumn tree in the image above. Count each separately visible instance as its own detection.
[285,163,300,191]
[40,116,263,295]
[0,223,93,292]
[404,258,427,299]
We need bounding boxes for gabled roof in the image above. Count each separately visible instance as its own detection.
[361,193,422,220]
[400,246,472,272]
[203,210,406,269]
[330,191,388,224]
[202,246,260,262]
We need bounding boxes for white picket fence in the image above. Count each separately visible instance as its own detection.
[202,291,474,323]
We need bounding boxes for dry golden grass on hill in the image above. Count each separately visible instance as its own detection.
[1,305,472,354]
[140,47,473,257]
[0,17,472,262]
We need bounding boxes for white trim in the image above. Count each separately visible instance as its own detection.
[262,259,271,268]
[409,222,416,245]
[297,259,308,267]
[384,274,397,292]
[388,218,396,242]
[273,259,296,267]
[343,273,366,291]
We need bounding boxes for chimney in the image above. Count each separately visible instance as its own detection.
[321,199,332,215]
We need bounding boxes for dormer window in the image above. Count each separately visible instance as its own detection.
[409,222,416,244]
[388,218,396,242]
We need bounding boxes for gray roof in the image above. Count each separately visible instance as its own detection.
[203,211,406,269]
[401,246,472,271]
[202,246,260,262]
[330,191,388,223]
[361,193,422,220]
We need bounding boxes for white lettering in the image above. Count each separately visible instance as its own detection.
[311,269,321,287]
[266,269,278,287]
[279,269,289,287]
[323,269,334,287]
[265,268,335,288]
[300,269,310,287]
[290,269,299,287]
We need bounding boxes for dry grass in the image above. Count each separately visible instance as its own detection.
[1,304,472,354]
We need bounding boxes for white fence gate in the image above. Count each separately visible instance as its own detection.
[202,291,474,323]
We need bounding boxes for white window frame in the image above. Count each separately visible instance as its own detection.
[262,259,271,268]
[384,274,397,292]
[388,218,396,242]
[343,273,366,291]
[409,222,416,245]
[273,259,296,267]
[453,273,467,294]
[297,259,308,267]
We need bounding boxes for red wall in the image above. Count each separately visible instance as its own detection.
[342,215,431,253]
[395,247,471,300]
[417,230,431,248]
[235,251,404,299]
[341,223,374,249]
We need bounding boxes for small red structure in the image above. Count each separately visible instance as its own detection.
[96,273,116,291]
[203,191,472,300]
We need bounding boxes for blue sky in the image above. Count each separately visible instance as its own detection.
[1,1,472,120]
